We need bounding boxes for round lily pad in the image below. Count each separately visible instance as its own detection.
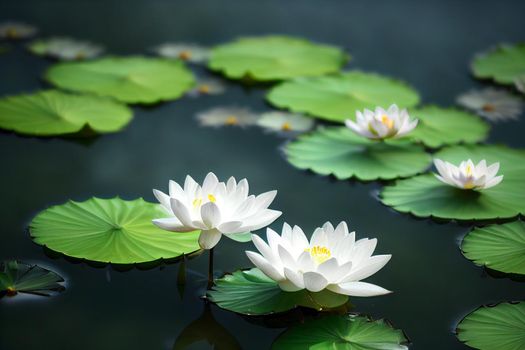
[273,314,409,350]
[456,302,525,350]
[45,56,195,104]
[462,221,525,275]
[0,260,65,297]
[284,127,432,181]
[30,197,201,265]
[207,268,349,315]
[380,144,525,221]
[209,35,348,81]
[472,44,525,85]
[408,106,489,148]
[267,71,420,123]
[0,90,132,136]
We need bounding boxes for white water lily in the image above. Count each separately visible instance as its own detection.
[187,78,226,97]
[29,37,104,61]
[246,222,392,297]
[0,21,37,39]
[345,104,418,140]
[457,88,523,122]
[196,107,260,128]
[153,173,282,249]
[153,43,209,63]
[434,158,503,190]
[257,112,314,134]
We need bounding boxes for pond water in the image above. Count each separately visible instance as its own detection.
[1,0,524,349]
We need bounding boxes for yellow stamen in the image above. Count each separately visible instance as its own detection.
[225,116,238,125]
[198,84,210,94]
[466,165,472,176]
[281,122,292,131]
[381,115,394,129]
[6,28,18,38]
[192,198,202,208]
[75,52,86,60]
[208,194,216,203]
[482,104,495,112]
[179,51,191,60]
[463,181,475,190]
[304,245,331,265]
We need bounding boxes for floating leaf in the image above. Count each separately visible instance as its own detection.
[27,37,104,61]
[30,197,201,265]
[273,314,409,350]
[267,71,420,123]
[408,106,489,148]
[472,44,525,85]
[207,268,348,315]
[462,221,525,275]
[0,261,65,297]
[456,302,525,350]
[285,127,431,181]
[45,56,195,104]
[209,35,348,81]
[380,144,525,221]
[0,90,132,136]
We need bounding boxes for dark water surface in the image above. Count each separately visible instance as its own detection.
[1,1,524,349]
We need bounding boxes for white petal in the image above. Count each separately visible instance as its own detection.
[251,234,275,261]
[483,175,503,189]
[170,198,194,228]
[282,223,293,242]
[297,251,315,271]
[303,272,328,292]
[198,229,222,249]
[184,175,199,195]
[486,162,500,178]
[246,251,284,281]
[310,227,327,247]
[316,257,340,282]
[169,180,185,199]
[342,254,391,282]
[153,189,171,211]
[292,225,309,249]
[329,281,391,297]
[278,245,297,270]
[152,217,190,231]
[253,190,278,210]
[278,279,303,292]
[226,176,237,192]
[240,209,282,232]
[217,221,243,234]
[202,172,219,194]
[283,267,305,289]
[200,202,221,228]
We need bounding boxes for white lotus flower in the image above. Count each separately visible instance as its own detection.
[187,78,226,97]
[153,43,209,63]
[457,88,523,122]
[434,159,503,190]
[30,37,104,61]
[345,104,418,140]
[196,107,260,128]
[257,112,314,134]
[0,21,37,39]
[246,222,392,297]
[153,173,282,249]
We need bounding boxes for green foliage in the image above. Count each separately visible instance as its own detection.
[472,43,525,84]
[209,35,347,81]
[0,261,65,297]
[30,197,201,265]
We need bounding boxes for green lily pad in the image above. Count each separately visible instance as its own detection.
[456,302,525,350]
[472,44,525,85]
[0,90,132,136]
[208,35,348,81]
[380,144,525,221]
[30,197,201,266]
[284,127,432,181]
[207,268,349,315]
[267,71,420,123]
[273,314,409,350]
[462,221,525,275]
[0,260,65,297]
[408,106,489,148]
[45,56,195,104]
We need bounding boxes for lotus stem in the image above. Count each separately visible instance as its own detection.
[207,248,214,289]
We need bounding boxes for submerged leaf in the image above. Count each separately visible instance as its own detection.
[0,261,65,297]
[30,197,201,265]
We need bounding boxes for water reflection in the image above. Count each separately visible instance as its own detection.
[173,303,241,350]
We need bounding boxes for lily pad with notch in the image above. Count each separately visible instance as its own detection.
[207,268,349,316]
[284,127,432,181]
[456,301,525,350]
[30,197,201,267]
[267,71,420,123]
[0,90,133,137]
[45,56,195,104]
[209,35,348,81]
[0,260,65,298]
[380,144,525,221]
[461,221,525,275]
[408,106,489,148]
[272,314,409,350]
